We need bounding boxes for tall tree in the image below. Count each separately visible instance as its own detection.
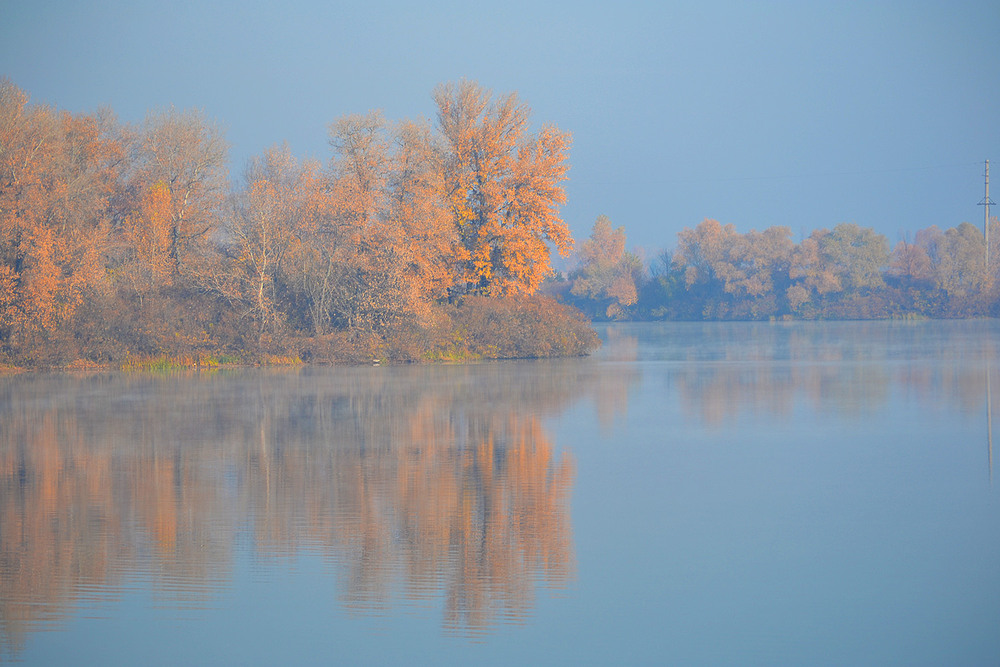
[0,79,124,357]
[118,181,174,303]
[721,227,793,299]
[388,119,455,302]
[821,223,889,293]
[127,107,228,281]
[932,221,988,301]
[234,146,332,336]
[888,237,934,288]
[322,112,421,335]
[435,81,572,296]
[570,215,643,319]
[672,219,793,318]
[671,218,738,316]
[225,144,312,334]
[787,229,840,309]
[673,218,737,290]
[787,223,889,312]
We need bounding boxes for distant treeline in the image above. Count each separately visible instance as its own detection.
[0,79,598,367]
[556,214,1000,321]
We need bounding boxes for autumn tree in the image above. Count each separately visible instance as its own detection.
[673,219,737,290]
[273,113,430,341]
[124,107,229,283]
[435,81,572,296]
[388,119,455,302]
[0,85,63,347]
[885,230,938,314]
[707,226,793,318]
[787,223,889,313]
[117,181,173,302]
[0,81,596,365]
[888,237,934,288]
[318,111,423,337]
[722,227,793,300]
[787,230,834,312]
[670,219,792,318]
[0,79,124,360]
[932,221,988,307]
[821,223,889,292]
[570,215,643,319]
[79,107,233,357]
[667,219,728,316]
[222,144,322,336]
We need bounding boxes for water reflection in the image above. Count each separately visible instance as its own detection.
[598,321,1000,427]
[0,360,641,654]
[3,320,997,660]
[987,362,994,483]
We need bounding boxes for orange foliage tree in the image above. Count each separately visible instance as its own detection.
[570,215,644,319]
[0,79,124,359]
[435,81,572,296]
[323,111,420,334]
[222,144,325,337]
[126,107,228,283]
[787,223,889,313]
[0,80,593,365]
[388,119,456,302]
[281,112,456,340]
[673,218,739,289]
[118,181,174,302]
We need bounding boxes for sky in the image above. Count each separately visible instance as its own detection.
[2,0,998,259]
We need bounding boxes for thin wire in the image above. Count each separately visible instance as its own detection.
[717,161,985,183]
[568,160,985,186]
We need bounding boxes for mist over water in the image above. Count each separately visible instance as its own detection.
[2,321,997,665]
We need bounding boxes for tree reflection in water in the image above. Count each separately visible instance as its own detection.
[0,359,638,652]
[5,320,990,656]
[603,321,996,427]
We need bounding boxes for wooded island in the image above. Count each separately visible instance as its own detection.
[559,214,999,322]
[0,79,596,368]
[1,77,995,369]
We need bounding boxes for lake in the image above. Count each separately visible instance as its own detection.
[1,321,998,665]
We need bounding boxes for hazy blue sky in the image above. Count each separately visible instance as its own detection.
[2,0,998,256]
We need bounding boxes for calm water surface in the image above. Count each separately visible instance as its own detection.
[2,321,998,665]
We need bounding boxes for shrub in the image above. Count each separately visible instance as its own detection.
[437,294,600,360]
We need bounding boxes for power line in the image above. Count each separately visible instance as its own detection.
[719,161,984,183]
[568,160,985,186]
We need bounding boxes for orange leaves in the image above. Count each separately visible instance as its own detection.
[0,79,587,363]
[328,111,389,234]
[675,219,739,288]
[113,180,176,305]
[675,219,794,299]
[18,226,60,327]
[665,219,797,319]
[390,119,457,302]
[132,108,229,271]
[790,232,840,295]
[788,224,889,309]
[0,80,128,354]
[124,182,174,275]
[435,81,572,296]
[228,146,320,334]
[0,226,63,342]
[570,215,643,318]
[0,265,16,328]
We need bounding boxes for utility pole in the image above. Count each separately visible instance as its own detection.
[980,159,995,269]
